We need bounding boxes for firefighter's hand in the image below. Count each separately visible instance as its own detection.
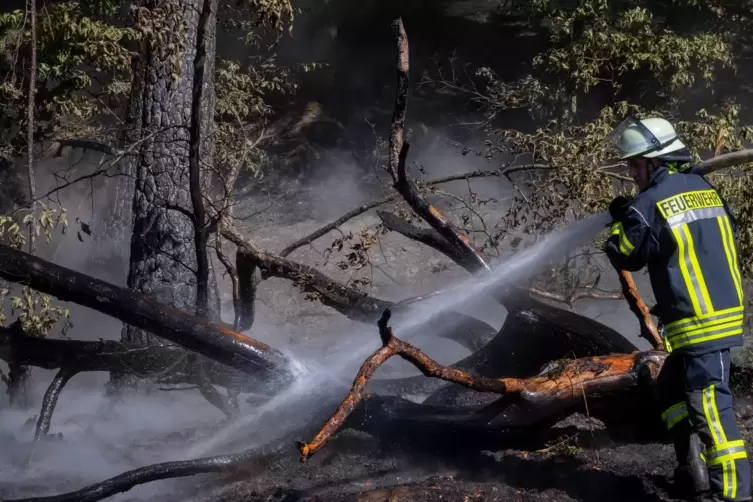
[609,195,630,221]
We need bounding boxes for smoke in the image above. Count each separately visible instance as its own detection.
[0,121,646,500]
[0,13,652,501]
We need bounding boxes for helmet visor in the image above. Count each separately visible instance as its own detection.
[607,116,663,159]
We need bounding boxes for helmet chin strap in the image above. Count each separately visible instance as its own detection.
[646,158,660,179]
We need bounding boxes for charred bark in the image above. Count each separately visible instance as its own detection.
[0,243,292,386]
[298,309,666,461]
[376,210,475,273]
[384,19,490,274]
[189,0,218,320]
[116,0,220,390]
[235,251,260,331]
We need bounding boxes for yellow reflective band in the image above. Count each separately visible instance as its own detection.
[682,224,713,314]
[619,232,634,255]
[704,385,728,445]
[708,440,747,466]
[719,216,744,305]
[660,401,688,430]
[657,189,724,219]
[702,383,737,498]
[666,325,743,351]
[610,222,634,256]
[666,314,745,338]
[672,224,712,316]
[664,306,744,331]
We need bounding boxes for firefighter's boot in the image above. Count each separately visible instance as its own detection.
[673,433,710,499]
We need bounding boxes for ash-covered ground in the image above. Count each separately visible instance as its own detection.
[3,384,753,502]
[161,399,753,502]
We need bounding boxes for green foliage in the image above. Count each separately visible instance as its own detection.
[220,0,295,41]
[0,205,71,337]
[0,2,124,345]
[424,0,753,297]
[214,60,324,181]
[0,1,136,159]
[214,56,298,179]
[479,2,739,229]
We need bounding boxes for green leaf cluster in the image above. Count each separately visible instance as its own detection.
[471,1,753,269]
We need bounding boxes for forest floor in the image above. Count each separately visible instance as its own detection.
[172,397,753,502]
[1,384,753,502]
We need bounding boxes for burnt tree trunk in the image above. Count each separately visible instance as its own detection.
[111,0,219,390]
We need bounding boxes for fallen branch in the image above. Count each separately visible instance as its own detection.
[0,322,258,445]
[693,149,753,175]
[0,243,293,385]
[225,225,493,334]
[225,225,393,321]
[297,308,666,461]
[377,210,476,273]
[3,448,265,502]
[33,367,75,441]
[527,286,623,309]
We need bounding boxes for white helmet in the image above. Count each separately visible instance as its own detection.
[608,117,687,160]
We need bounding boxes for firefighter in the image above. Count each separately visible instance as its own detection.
[603,116,752,501]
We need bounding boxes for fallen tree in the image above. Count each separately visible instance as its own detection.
[298,309,667,461]
[0,307,669,502]
[0,243,292,386]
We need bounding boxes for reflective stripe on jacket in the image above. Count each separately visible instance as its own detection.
[604,164,744,355]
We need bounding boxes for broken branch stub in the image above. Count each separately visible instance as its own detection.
[386,18,490,274]
[616,269,664,350]
[0,243,293,384]
[297,308,667,461]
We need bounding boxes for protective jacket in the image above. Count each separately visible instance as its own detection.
[605,163,745,355]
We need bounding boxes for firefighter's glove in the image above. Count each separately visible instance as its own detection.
[609,195,631,221]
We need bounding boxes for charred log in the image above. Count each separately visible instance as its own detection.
[0,243,292,385]
[298,309,666,461]
[0,308,670,502]
[0,322,277,402]
[2,448,266,502]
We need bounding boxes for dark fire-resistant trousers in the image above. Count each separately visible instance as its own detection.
[658,349,752,501]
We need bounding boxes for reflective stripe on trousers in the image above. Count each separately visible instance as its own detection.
[687,351,751,500]
[658,350,751,500]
